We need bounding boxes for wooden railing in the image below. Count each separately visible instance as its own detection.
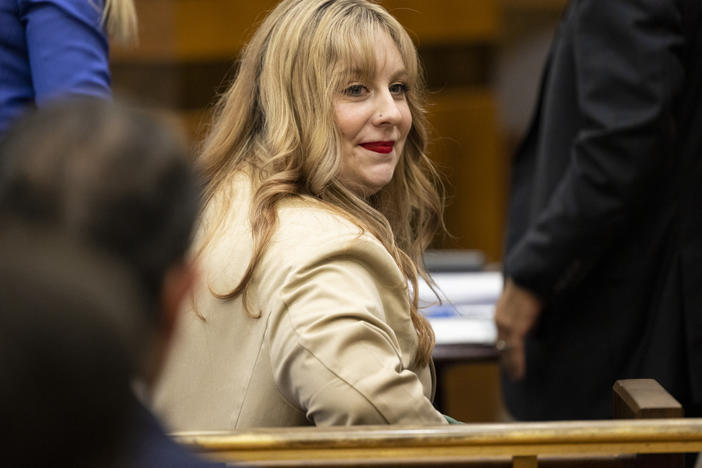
[175,380,698,467]
[177,419,702,467]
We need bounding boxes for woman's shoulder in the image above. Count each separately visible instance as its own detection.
[260,198,405,293]
[278,197,360,233]
[274,197,377,249]
[268,197,403,277]
[201,176,393,271]
[202,177,359,241]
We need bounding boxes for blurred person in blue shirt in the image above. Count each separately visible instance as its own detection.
[0,0,136,134]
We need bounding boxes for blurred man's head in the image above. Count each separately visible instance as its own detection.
[0,226,147,467]
[0,99,201,384]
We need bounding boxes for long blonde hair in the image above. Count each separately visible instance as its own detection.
[199,0,444,367]
[102,0,137,42]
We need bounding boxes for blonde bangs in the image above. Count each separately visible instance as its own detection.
[328,22,380,89]
[326,8,420,96]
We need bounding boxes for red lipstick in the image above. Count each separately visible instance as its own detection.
[360,141,394,154]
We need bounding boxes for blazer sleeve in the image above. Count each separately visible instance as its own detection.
[505,0,686,297]
[265,232,447,426]
[18,0,111,104]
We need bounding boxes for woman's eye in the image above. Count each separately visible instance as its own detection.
[343,84,367,97]
[390,83,409,97]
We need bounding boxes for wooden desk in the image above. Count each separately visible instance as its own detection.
[434,343,499,364]
[424,270,502,421]
[433,344,501,422]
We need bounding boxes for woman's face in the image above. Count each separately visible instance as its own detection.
[333,31,412,197]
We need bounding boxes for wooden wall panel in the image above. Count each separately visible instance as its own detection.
[427,89,506,261]
[172,1,278,60]
[113,0,499,60]
[502,0,566,10]
[380,0,499,44]
[111,0,178,61]
[441,362,505,422]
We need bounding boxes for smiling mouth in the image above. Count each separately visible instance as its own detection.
[360,141,394,154]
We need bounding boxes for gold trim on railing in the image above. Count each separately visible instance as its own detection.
[175,418,702,463]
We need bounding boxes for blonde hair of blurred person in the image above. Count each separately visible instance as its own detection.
[155,0,448,429]
[103,0,138,42]
[0,0,138,134]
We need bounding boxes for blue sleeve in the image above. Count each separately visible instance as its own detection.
[18,0,111,105]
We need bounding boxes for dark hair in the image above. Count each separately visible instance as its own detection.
[0,99,200,312]
[0,226,146,467]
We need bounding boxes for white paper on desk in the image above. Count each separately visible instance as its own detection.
[417,271,502,345]
[417,271,503,307]
[429,318,497,345]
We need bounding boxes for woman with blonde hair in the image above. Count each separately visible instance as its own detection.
[0,0,136,134]
[155,0,449,428]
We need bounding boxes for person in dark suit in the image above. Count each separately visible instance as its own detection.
[496,0,702,420]
[0,99,226,467]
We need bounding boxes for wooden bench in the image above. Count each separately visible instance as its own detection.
[176,379,697,467]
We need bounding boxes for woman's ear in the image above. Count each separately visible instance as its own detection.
[141,261,198,389]
[160,260,198,338]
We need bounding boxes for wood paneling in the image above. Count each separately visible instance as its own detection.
[111,0,178,61]
[501,0,566,11]
[381,0,500,44]
[427,89,506,261]
[440,361,504,423]
[113,0,500,61]
[112,0,277,61]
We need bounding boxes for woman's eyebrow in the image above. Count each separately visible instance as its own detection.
[390,68,409,81]
[340,67,366,79]
[339,66,408,82]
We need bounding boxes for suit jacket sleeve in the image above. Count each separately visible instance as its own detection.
[505,0,686,297]
[18,0,111,104]
[265,231,447,426]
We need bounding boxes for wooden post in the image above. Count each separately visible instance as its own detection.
[612,379,684,468]
[613,379,683,419]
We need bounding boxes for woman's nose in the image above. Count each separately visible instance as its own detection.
[372,91,403,125]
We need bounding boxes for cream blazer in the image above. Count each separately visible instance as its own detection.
[153,176,447,429]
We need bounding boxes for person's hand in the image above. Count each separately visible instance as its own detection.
[494,279,542,381]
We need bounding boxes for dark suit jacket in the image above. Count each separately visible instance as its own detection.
[127,398,226,468]
[503,0,702,420]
